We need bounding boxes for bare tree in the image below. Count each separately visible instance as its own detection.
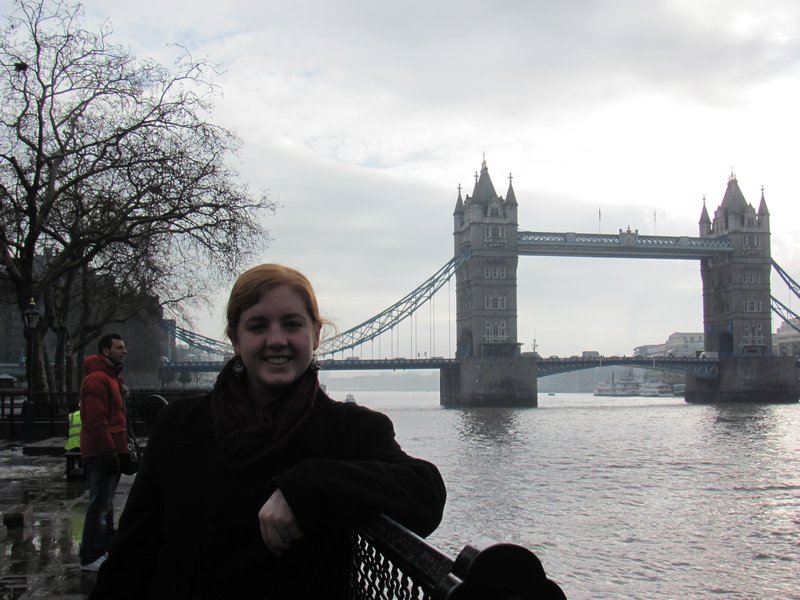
[0,0,275,391]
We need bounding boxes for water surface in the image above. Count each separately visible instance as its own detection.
[336,391,800,599]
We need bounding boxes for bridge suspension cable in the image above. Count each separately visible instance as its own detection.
[770,260,800,334]
[318,251,471,356]
[772,259,800,298]
[161,322,232,358]
[770,296,800,335]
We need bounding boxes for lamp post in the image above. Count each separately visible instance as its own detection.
[23,298,40,389]
[22,299,39,438]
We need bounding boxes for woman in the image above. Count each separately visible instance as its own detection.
[90,264,447,599]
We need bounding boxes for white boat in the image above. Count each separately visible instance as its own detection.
[593,371,640,396]
[639,382,673,397]
[345,393,357,404]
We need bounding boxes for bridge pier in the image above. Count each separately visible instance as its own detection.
[685,356,799,403]
[440,357,538,407]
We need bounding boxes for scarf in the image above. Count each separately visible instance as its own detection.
[212,356,319,471]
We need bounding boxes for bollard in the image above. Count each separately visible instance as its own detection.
[22,398,34,439]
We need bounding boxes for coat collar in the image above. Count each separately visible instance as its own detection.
[174,388,339,454]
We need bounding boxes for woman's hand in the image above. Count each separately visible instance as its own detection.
[258,488,303,555]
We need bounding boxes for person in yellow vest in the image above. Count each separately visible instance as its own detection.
[65,410,81,452]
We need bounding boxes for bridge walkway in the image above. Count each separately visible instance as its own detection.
[160,356,719,378]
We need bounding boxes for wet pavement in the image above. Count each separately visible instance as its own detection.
[0,440,133,600]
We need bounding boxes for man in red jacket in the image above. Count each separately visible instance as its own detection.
[79,333,129,572]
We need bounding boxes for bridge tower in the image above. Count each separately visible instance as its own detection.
[441,159,537,406]
[453,158,520,359]
[699,174,773,356]
[691,174,798,402]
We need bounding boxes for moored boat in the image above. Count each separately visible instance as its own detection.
[593,371,640,396]
[640,381,673,397]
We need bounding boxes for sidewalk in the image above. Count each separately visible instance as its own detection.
[0,441,133,600]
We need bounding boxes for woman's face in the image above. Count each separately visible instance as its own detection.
[233,285,321,394]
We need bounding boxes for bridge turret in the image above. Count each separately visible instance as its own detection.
[471,157,497,204]
[711,174,757,232]
[757,187,770,230]
[505,174,517,206]
[698,197,711,237]
[453,185,465,229]
[504,173,519,224]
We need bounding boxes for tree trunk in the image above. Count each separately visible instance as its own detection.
[53,268,77,393]
[65,345,76,393]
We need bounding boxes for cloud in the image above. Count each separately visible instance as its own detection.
[60,0,800,355]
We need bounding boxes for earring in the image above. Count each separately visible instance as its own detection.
[233,357,245,377]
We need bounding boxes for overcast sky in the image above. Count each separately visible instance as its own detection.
[28,0,800,357]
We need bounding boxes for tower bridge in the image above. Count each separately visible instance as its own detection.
[165,160,800,406]
[442,159,798,405]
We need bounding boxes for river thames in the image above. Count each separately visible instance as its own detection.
[332,390,800,599]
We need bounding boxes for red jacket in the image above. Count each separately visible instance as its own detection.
[80,354,128,459]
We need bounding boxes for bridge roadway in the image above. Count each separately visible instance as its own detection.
[161,356,719,378]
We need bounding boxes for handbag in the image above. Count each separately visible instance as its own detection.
[120,410,142,475]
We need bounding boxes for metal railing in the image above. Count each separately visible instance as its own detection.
[0,389,165,439]
[0,391,78,438]
[351,514,566,599]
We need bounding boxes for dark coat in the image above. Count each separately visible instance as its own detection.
[90,388,446,599]
[79,354,128,459]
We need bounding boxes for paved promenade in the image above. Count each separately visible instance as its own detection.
[0,440,133,600]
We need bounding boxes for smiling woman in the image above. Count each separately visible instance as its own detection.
[230,270,323,396]
[89,263,447,599]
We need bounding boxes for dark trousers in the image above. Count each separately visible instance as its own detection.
[80,454,120,565]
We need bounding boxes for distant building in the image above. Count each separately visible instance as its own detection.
[633,344,660,358]
[634,332,704,357]
[665,332,704,357]
[773,319,800,357]
[0,277,26,367]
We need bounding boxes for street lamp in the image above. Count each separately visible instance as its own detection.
[22,298,39,391]
[21,298,39,438]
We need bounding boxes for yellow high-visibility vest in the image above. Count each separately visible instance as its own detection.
[65,410,81,451]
